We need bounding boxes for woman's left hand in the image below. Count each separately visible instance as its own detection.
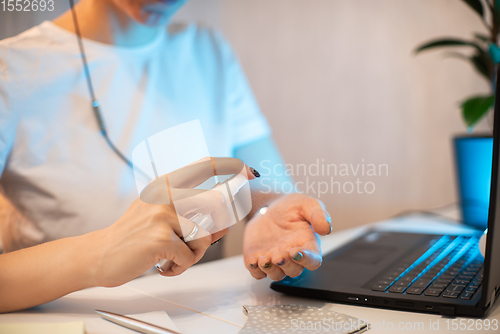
[243,193,332,281]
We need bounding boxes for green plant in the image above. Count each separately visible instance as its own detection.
[415,0,500,130]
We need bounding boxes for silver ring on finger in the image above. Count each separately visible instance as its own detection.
[182,224,199,243]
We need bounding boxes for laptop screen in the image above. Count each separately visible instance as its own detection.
[483,67,500,310]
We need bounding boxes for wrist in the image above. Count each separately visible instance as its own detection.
[73,230,105,289]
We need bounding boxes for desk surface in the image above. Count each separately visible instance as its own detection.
[1,215,498,334]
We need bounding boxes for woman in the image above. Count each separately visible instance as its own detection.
[0,0,332,313]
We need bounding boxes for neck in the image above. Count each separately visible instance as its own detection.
[53,0,159,47]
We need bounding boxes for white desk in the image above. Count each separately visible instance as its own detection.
[1,215,499,334]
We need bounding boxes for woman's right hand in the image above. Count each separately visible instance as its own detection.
[85,198,212,288]
[0,158,257,312]
[84,157,257,288]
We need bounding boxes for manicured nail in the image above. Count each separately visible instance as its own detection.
[249,263,257,268]
[277,259,286,266]
[292,251,303,261]
[263,261,271,269]
[250,167,261,178]
[323,210,332,234]
[211,239,221,246]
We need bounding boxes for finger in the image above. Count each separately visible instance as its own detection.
[168,162,258,203]
[258,255,286,281]
[210,226,230,244]
[185,232,212,264]
[189,189,233,233]
[171,213,208,241]
[173,189,233,234]
[173,188,226,214]
[271,251,303,278]
[140,176,172,205]
[168,157,246,189]
[141,158,255,204]
[140,177,215,205]
[245,165,259,180]
[246,256,267,280]
[289,247,323,271]
[167,215,210,260]
[201,190,233,232]
[158,235,198,277]
[300,198,332,235]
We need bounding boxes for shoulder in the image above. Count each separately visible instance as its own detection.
[166,22,233,60]
[0,23,58,111]
[0,22,53,51]
[0,22,60,78]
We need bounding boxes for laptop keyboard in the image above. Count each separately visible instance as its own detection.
[371,235,483,300]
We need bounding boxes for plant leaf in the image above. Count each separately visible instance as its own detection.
[415,38,493,81]
[471,53,492,80]
[415,38,483,54]
[443,52,470,61]
[462,0,484,17]
[445,50,493,82]
[474,32,490,43]
[471,46,495,81]
[461,95,495,128]
[494,0,500,27]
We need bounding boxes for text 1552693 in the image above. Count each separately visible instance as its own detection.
[2,0,54,11]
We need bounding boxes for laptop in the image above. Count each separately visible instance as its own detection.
[271,71,500,318]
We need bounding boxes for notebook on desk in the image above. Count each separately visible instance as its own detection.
[271,70,500,318]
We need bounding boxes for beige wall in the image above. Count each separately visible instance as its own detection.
[0,2,70,39]
[178,0,490,233]
[0,1,490,254]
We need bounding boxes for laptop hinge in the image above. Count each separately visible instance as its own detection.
[441,306,455,316]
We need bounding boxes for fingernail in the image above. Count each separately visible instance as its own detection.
[249,263,257,268]
[211,239,221,246]
[323,210,332,234]
[263,261,271,269]
[323,210,331,224]
[250,167,261,178]
[291,251,303,261]
[277,259,285,266]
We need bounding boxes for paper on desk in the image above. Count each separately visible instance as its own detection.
[0,321,85,334]
[239,304,369,334]
[85,311,181,334]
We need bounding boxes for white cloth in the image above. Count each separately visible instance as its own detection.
[0,21,270,249]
